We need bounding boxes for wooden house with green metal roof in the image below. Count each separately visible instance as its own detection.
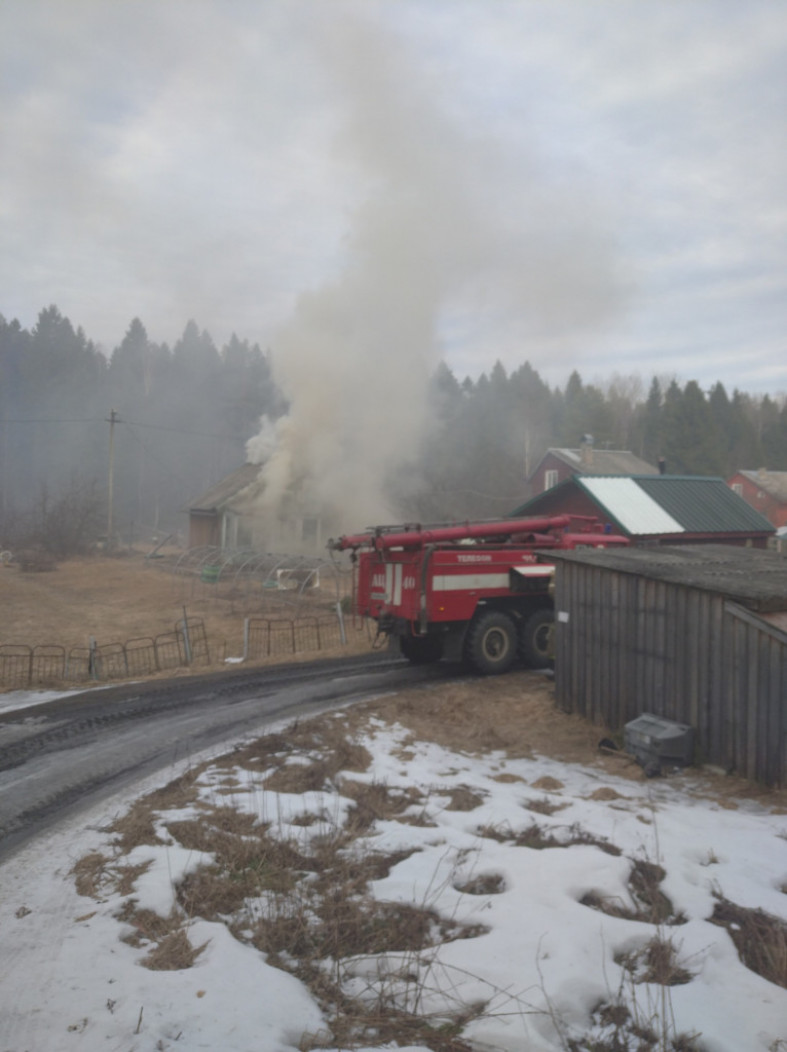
[511,475,775,548]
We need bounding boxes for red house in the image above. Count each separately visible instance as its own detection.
[530,440,659,495]
[727,469,787,530]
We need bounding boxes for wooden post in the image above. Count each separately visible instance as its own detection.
[181,606,192,665]
[89,637,98,680]
[106,409,120,547]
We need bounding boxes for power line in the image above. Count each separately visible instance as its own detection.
[120,418,243,441]
[1,416,101,424]
[1,414,246,441]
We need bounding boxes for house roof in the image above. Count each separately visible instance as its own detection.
[735,470,787,503]
[546,544,787,614]
[512,475,775,537]
[187,463,262,514]
[539,447,659,476]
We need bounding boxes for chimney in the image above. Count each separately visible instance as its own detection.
[580,434,594,468]
[658,457,666,475]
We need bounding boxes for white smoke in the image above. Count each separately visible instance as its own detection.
[247,9,624,539]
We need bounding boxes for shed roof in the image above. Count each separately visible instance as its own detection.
[187,463,262,514]
[513,475,774,537]
[541,448,658,476]
[546,544,787,613]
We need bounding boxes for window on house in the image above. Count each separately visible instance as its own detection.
[732,483,743,496]
[544,469,558,491]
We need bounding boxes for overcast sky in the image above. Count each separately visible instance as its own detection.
[1,0,785,396]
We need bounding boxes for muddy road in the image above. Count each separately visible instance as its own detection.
[0,653,464,860]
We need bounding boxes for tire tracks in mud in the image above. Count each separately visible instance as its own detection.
[0,653,463,858]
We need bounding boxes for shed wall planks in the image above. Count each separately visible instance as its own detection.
[554,566,787,786]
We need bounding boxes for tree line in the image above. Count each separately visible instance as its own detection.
[403,361,787,521]
[1,305,785,551]
[0,307,281,552]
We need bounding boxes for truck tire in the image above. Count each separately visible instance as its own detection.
[399,634,443,665]
[465,611,517,675]
[520,608,554,669]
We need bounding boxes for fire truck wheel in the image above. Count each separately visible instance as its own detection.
[465,611,517,675]
[399,634,443,664]
[520,609,554,669]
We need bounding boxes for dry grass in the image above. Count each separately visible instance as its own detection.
[80,707,500,1047]
[0,548,371,686]
[106,766,208,851]
[340,779,427,831]
[71,851,111,898]
[581,858,686,926]
[71,692,787,1050]
[115,900,209,971]
[453,873,506,896]
[616,935,694,986]
[438,785,486,812]
[477,818,621,856]
[378,675,612,767]
[224,718,373,789]
[709,895,787,989]
[568,1000,702,1052]
[523,796,570,816]
[140,929,209,971]
[71,851,153,899]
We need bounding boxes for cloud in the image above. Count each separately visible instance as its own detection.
[0,0,784,397]
[241,7,628,532]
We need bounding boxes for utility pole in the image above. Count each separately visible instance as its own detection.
[106,409,120,547]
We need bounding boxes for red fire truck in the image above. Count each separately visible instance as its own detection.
[329,515,628,675]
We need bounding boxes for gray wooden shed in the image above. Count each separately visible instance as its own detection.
[547,545,787,786]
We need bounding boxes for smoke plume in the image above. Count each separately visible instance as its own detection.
[247,10,623,542]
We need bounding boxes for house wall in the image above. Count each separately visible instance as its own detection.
[188,512,220,548]
[519,486,628,535]
[188,509,327,555]
[728,473,787,529]
[552,562,786,786]
[530,452,580,494]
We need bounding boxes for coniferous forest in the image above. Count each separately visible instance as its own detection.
[1,306,785,551]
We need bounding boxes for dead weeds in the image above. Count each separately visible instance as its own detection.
[72,851,153,900]
[709,894,787,988]
[438,785,486,812]
[581,858,686,926]
[340,779,426,831]
[62,643,787,1048]
[107,766,207,852]
[140,928,208,971]
[616,935,694,986]
[568,1000,702,1052]
[523,796,570,816]
[453,873,506,896]
[477,819,621,856]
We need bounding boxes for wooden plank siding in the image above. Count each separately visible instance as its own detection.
[553,564,787,786]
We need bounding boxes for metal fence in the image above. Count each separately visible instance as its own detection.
[0,618,212,690]
[243,614,372,660]
[0,613,373,691]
